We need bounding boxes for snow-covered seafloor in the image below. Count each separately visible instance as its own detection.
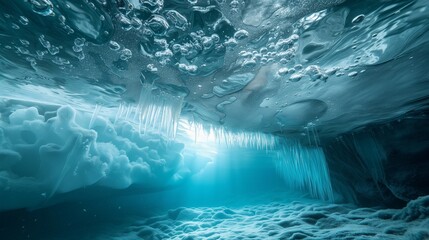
[104,197,429,240]
[2,194,427,240]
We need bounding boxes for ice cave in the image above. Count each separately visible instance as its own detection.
[0,0,429,239]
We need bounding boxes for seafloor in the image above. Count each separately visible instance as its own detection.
[1,194,428,240]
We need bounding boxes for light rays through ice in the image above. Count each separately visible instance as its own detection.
[37,83,335,201]
[178,119,278,151]
[179,120,335,201]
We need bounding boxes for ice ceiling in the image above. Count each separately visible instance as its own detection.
[1,0,428,138]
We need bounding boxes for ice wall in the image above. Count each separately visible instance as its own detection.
[323,110,429,207]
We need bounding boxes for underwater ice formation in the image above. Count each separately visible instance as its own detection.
[179,120,278,150]
[0,105,193,211]
[276,141,334,201]
[0,102,338,211]
[0,0,428,225]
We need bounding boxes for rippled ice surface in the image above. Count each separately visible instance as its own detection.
[1,0,428,136]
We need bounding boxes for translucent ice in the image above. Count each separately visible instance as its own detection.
[276,141,334,201]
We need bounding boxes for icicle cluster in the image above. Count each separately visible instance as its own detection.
[180,120,278,151]
[100,84,185,138]
[276,141,334,201]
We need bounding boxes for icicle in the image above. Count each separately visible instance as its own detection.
[352,133,386,183]
[109,84,184,139]
[88,104,100,129]
[275,141,334,201]
[179,120,279,150]
[114,103,124,124]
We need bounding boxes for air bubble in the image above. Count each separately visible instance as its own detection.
[19,16,29,25]
[147,15,169,36]
[74,38,85,47]
[289,73,303,82]
[141,0,164,13]
[294,64,303,71]
[241,58,257,68]
[202,37,214,50]
[147,64,158,72]
[77,52,85,60]
[120,48,132,61]
[109,41,121,51]
[48,46,59,55]
[230,0,239,8]
[224,38,238,48]
[178,63,198,74]
[234,29,249,40]
[39,35,50,48]
[72,45,82,52]
[351,14,365,24]
[20,39,30,46]
[36,50,45,59]
[211,34,220,43]
[348,71,358,77]
[64,25,74,34]
[165,10,188,31]
[277,68,289,76]
[117,14,132,31]
[58,15,66,24]
[16,47,30,55]
[30,0,54,16]
[131,17,142,29]
[26,57,37,67]
[304,65,323,81]
[52,57,70,65]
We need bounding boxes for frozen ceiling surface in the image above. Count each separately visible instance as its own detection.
[0,0,428,137]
